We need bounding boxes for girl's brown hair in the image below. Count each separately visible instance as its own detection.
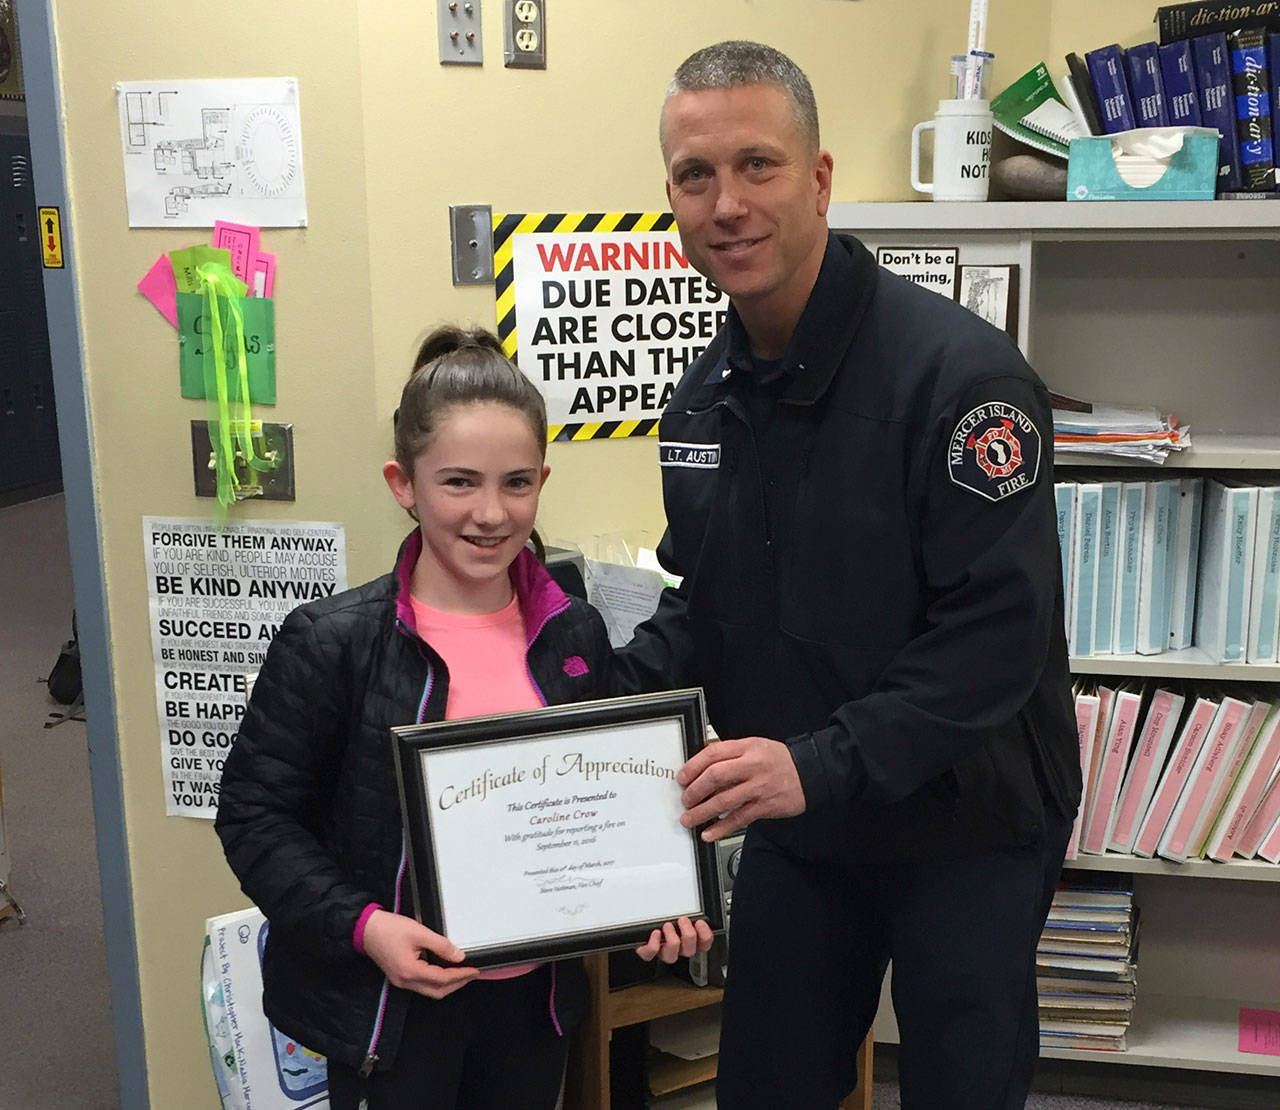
[393,326,547,474]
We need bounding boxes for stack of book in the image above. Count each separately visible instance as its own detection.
[1067,682,1280,865]
[1055,2,1280,197]
[1037,872,1137,1052]
[1054,477,1280,663]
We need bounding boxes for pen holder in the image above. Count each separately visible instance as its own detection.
[911,99,993,201]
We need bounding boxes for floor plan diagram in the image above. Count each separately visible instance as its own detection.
[117,78,308,227]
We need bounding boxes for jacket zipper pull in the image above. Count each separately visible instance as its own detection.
[359,1051,379,1078]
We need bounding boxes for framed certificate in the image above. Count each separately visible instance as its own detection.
[391,689,723,968]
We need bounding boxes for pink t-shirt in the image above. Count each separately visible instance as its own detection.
[411,591,542,979]
[410,593,541,720]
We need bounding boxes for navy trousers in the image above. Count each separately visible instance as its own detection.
[716,812,1073,1109]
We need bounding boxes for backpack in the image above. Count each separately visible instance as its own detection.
[46,612,82,706]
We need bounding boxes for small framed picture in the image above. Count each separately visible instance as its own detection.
[957,264,1019,342]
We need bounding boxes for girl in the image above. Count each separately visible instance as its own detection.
[216,326,709,1110]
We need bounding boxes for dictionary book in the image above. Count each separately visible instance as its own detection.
[1125,42,1172,126]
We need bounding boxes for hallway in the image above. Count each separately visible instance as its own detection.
[0,494,120,1107]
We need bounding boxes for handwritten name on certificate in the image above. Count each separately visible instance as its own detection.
[420,717,700,951]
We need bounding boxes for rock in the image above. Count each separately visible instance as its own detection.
[990,153,1069,201]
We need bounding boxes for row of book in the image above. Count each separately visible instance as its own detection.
[1061,4,1280,195]
[1038,872,1137,1052]
[1055,478,1280,664]
[1067,681,1280,865]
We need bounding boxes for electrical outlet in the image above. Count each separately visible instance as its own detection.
[504,0,545,69]
[438,0,483,66]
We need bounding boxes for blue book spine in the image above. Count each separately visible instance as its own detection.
[1175,478,1204,650]
[1073,486,1102,656]
[1055,483,1076,611]
[1087,44,1139,132]
[1160,40,1203,125]
[1229,27,1276,190]
[1138,480,1177,656]
[1250,488,1280,662]
[1093,483,1121,655]
[1272,35,1280,160]
[1114,483,1146,655]
[1126,42,1172,126]
[1193,32,1245,191]
[1224,490,1256,661]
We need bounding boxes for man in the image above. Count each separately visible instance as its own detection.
[614,41,1082,1109]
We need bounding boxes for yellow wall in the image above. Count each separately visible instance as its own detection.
[42,0,1160,1102]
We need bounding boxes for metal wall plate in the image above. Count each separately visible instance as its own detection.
[438,0,483,65]
[191,421,295,501]
[449,203,494,284]
[504,0,545,69]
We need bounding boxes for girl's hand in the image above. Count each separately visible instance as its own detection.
[360,909,481,999]
[634,915,715,964]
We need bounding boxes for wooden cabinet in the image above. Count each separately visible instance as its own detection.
[565,952,872,1108]
[828,200,1280,1084]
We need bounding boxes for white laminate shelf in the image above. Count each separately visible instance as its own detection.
[877,992,1280,1076]
[1063,851,1280,884]
[1040,993,1280,1077]
[1069,649,1280,683]
[827,200,1280,239]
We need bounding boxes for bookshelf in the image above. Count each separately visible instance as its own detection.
[565,953,873,1107]
[829,201,1280,1085]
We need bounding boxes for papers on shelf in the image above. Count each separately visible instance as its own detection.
[1051,393,1191,463]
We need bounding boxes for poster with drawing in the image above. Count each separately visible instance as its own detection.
[116,77,308,227]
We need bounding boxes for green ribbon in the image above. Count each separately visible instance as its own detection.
[196,261,274,508]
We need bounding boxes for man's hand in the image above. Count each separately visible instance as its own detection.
[360,909,481,1000]
[677,736,806,841]
[635,915,716,964]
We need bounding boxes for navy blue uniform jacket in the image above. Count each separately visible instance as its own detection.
[614,233,1082,862]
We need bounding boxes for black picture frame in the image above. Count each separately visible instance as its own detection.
[957,263,1021,343]
[391,688,722,968]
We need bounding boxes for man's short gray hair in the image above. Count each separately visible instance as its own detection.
[661,41,820,153]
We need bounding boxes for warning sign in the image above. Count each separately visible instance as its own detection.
[38,206,64,269]
[494,212,728,441]
[143,517,348,819]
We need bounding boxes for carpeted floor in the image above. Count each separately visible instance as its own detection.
[0,494,120,1107]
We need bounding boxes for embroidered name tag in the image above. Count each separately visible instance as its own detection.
[948,403,1041,502]
[659,441,721,469]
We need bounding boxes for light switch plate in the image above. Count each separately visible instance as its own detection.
[191,421,295,501]
[449,204,494,284]
[438,0,483,65]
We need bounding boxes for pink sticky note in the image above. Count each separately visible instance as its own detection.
[212,220,261,285]
[137,254,179,328]
[1239,1008,1280,1056]
[252,250,277,298]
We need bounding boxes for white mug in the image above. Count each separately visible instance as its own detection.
[910,99,993,201]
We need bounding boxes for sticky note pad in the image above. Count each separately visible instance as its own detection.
[1239,1007,1280,1056]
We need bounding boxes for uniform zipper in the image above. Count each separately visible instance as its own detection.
[361,629,433,1077]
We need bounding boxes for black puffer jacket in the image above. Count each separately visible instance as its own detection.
[215,533,613,1072]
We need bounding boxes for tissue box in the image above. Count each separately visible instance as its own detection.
[202,907,329,1109]
[1067,127,1219,200]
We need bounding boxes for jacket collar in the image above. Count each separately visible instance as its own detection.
[686,232,878,409]
[393,530,571,646]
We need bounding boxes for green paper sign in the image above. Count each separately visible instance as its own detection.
[169,246,242,295]
[177,292,276,403]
